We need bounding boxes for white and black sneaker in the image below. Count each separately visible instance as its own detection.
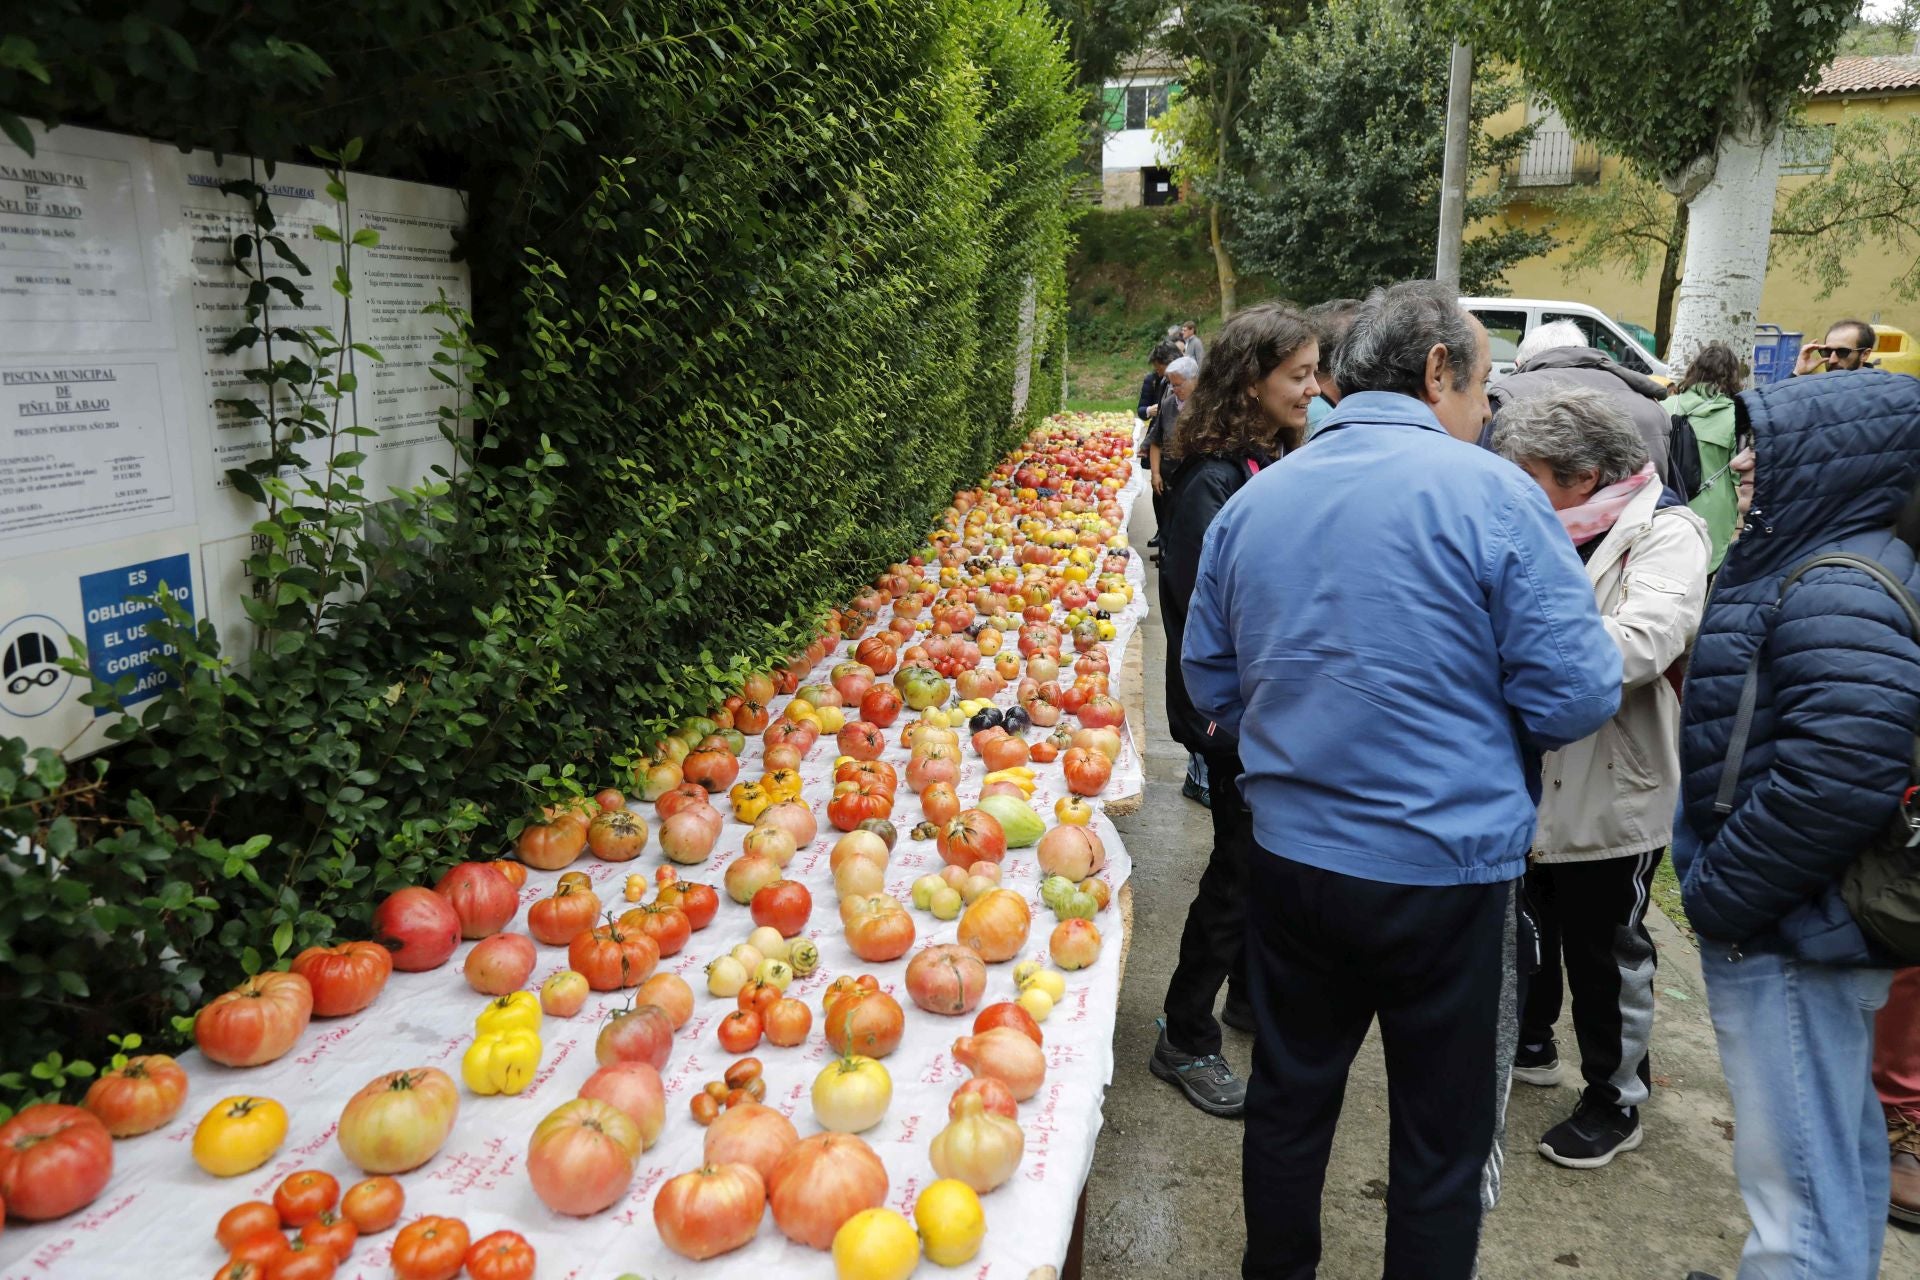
[1540,1097,1643,1169]
[1513,1039,1563,1087]
[1148,1018,1246,1117]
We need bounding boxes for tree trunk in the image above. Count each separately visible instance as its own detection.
[1653,201,1688,360]
[1209,197,1237,320]
[1665,119,1784,370]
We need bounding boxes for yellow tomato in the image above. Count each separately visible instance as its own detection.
[1054,796,1093,826]
[815,706,847,733]
[475,990,542,1037]
[1025,969,1067,1003]
[763,768,804,804]
[832,1207,921,1280]
[914,1179,987,1266]
[192,1095,288,1177]
[730,781,772,824]
[462,1028,542,1096]
[785,698,816,723]
[1017,985,1055,1023]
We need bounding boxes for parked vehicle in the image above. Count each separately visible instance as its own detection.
[1462,297,1672,380]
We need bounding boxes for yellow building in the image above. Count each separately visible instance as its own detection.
[1489,54,1920,350]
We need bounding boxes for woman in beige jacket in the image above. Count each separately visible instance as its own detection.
[1491,384,1711,1172]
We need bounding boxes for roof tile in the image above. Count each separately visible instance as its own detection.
[1810,54,1920,97]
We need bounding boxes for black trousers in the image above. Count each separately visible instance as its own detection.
[1519,850,1662,1109]
[1161,750,1250,1057]
[1242,849,1513,1280]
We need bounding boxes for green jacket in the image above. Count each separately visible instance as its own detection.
[1668,386,1739,571]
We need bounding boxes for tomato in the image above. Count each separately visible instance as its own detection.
[340,1176,403,1234]
[214,1262,266,1280]
[682,747,740,793]
[432,861,518,938]
[736,980,782,1016]
[515,816,587,871]
[587,809,650,862]
[528,880,601,946]
[826,778,893,833]
[372,887,463,971]
[765,998,814,1047]
[269,1239,336,1280]
[657,880,719,931]
[390,1215,470,1280]
[824,989,906,1059]
[227,1231,292,1269]
[272,1170,340,1227]
[570,918,660,991]
[622,902,691,956]
[336,1069,458,1176]
[193,1096,288,1178]
[526,1099,641,1216]
[842,893,916,963]
[490,860,529,889]
[937,809,1008,868]
[297,1210,357,1262]
[218,1201,283,1251]
[594,1004,675,1072]
[82,1053,189,1137]
[836,720,887,761]
[292,941,393,1018]
[718,1010,764,1054]
[653,1162,768,1260]
[749,879,813,938]
[1061,746,1113,797]
[919,781,960,826]
[464,1229,536,1280]
[194,972,314,1068]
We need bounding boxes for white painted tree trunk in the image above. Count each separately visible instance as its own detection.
[1665,119,1785,372]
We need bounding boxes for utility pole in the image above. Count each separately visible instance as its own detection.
[1435,41,1473,288]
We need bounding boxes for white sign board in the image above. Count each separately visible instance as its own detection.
[0,124,470,756]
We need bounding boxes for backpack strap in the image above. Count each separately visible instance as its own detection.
[1713,552,1920,816]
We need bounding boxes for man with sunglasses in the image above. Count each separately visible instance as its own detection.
[1793,318,1878,375]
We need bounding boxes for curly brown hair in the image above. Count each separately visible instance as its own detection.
[1166,303,1316,461]
[1675,341,1745,399]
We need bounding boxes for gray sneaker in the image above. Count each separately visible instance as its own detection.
[1149,1017,1246,1117]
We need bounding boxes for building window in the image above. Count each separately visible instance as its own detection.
[1781,124,1834,175]
[1111,83,1171,131]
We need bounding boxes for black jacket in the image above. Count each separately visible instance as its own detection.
[1161,451,1264,753]
[1136,371,1168,422]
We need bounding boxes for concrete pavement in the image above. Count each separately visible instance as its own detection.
[1082,499,1919,1280]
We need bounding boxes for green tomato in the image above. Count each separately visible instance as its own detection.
[930,885,964,920]
[912,873,946,911]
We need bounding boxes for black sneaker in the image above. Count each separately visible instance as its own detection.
[1513,1039,1563,1087]
[1180,777,1211,808]
[1149,1018,1245,1117]
[1540,1098,1643,1169]
[1221,993,1256,1034]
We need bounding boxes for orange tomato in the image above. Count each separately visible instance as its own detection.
[298,1209,358,1262]
[390,1215,470,1280]
[216,1201,282,1251]
[340,1176,403,1234]
[272,1170,339,1228]
[464,1230,536,1280]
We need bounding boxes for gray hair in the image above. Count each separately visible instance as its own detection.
[1514,320,1587,367]
[1333,280,1477,399]
[1491,384,1649,489]
[1166,356,1199,382]
[1166,324,1186,342]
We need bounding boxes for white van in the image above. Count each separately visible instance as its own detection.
[1461,297,1672,381]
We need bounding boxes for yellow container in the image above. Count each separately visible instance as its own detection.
[1872,325,1920,376]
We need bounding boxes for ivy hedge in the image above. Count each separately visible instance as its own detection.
[0,0,1080,1107]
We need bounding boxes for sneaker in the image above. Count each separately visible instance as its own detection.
[1180,777,1211,808]
[1540,1097,1643,1169]
[1684,1273,1723,1279]
[1148,1018,1245,1117]
[1890,1114,1920,1225]
[1513,1040,1563,1087]
[1221,994,1256,1034]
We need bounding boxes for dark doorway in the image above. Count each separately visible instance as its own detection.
[1142,167,1178,206]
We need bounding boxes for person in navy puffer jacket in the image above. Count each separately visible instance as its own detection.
[1674,368,1920,1280]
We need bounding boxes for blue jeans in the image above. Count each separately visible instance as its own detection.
[1700,946,1893,1280]
[1186,751,1209,790]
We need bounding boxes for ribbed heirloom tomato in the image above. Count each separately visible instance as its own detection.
[528,880,601,946]
[622,901,691,955]
[292,941,393,1018]
[465,1229,536,1280]
[194,972,314,1068]
[570,918,660,991]
[81,1053,188,1137]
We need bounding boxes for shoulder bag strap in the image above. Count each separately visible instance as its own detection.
[1713,552,1920,816]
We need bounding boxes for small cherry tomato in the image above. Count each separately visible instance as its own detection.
[724,1087,749,1109]
[690,1093,720,1125]
[723,1057,764,1090]
[464,1229,536,1280]
[340,1176,404,1235]
[217,1202,283,1252]
[272,1170,340,1228]
[703,1080,730,1102]
[745,1076,767,1101]
[717,1009,763,1053]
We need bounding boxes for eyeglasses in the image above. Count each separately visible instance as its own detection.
[1822,345,1871,358]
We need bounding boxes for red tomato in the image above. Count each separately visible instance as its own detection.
[290,941,393,1019]
[339,1176,403,1234]
[193,972,314,1068]
[218,1201,283,1251]
[569,919,660,991]
[0,1104,112,1221]
[717,1010,763,1054]
[464,1229,536,1280]
[297,1210,357,1261]
[736,980,782,1016]
[227,1232,293,1269]
[658,880,719,931]
[81,1053,189,1137]
[749,879,813,938]
[268,1239,336,1280]
[764,998,813,1047]
[390,1216,470,1280]
[624,902,691,956]
[272,1170,339,1228]
[214,1263,265,1280]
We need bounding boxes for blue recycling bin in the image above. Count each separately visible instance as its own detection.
[1751,325,1803,385]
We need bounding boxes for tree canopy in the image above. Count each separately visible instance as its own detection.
[1219,0,1552,300]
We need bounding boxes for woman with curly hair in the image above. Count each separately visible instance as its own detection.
[1150,302,1320,1117]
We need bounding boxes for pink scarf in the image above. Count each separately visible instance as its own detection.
[1558,461,1656,544]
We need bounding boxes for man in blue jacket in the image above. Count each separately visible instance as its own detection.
[1182,280,1621,1280]
[1674,370,1920,1280]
